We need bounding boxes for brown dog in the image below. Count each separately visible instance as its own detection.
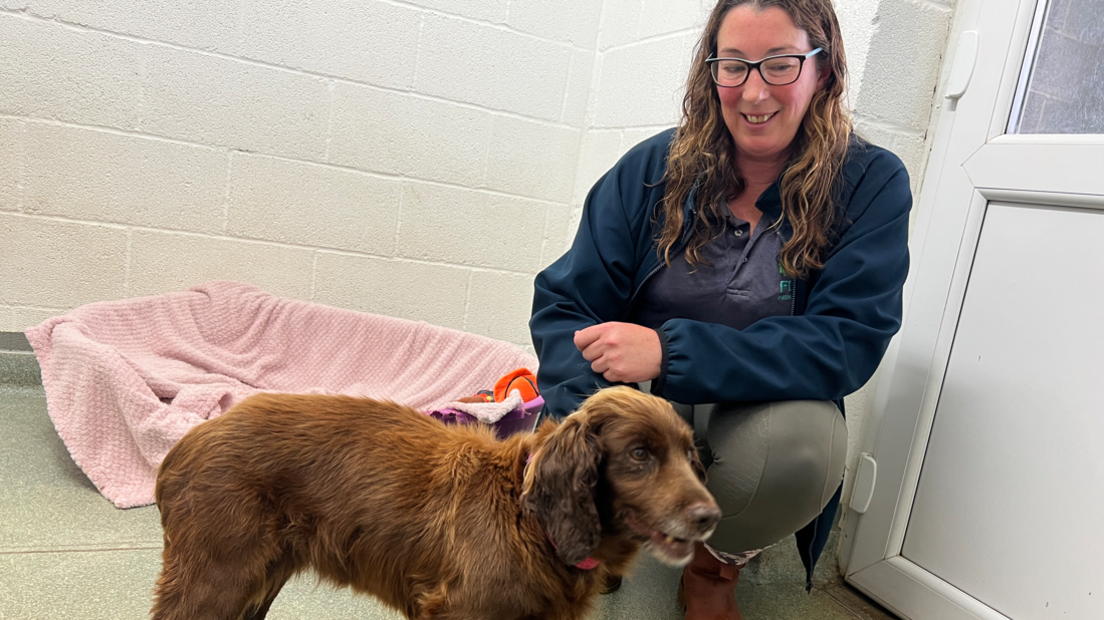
[151,385,720,620]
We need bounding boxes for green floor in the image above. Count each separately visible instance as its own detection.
[0,347,897,620]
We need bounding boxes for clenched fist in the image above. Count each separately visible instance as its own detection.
[574,322,662,384]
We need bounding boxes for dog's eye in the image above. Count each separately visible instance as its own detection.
[630,447,648,461]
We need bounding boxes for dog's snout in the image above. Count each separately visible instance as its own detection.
[688,503,722,536]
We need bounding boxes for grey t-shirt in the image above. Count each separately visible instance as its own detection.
[628,214,792,331]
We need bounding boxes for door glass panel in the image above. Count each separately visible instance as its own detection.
[1009,0,1104,134]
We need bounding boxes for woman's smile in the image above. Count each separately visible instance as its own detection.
[743,112,777,125]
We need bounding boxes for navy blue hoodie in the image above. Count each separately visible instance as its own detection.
[529,128,911,585]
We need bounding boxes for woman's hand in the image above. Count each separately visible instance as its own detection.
[574,322,662,384]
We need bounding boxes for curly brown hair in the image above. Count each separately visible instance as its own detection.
[658,0,851,278]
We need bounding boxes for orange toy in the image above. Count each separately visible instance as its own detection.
[493,368,539,403]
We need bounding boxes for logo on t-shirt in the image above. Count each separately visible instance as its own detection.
[777,261,792,301]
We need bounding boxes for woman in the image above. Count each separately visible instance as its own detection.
[530,0,911,618]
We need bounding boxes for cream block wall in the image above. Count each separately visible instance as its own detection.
[0,0,720,343]
[0,0,951,340]
[23,124,229,233]
[849,0,955,195]
[1,0,954,527]
[0,120,23,216]
[564,1,712,245]
[0,0,619,342]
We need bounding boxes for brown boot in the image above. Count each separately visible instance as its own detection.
[678,542,743,620]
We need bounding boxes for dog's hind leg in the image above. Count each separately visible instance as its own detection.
[242,594,278,620]
[152,521,290,620]
[242,548,297,620]
[151,553,264,620]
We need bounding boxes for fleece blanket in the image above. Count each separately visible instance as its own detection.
[25,281,538,509]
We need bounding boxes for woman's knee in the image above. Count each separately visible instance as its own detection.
[699,400,847,554]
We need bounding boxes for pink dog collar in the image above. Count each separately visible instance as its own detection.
[546,533,600,570]
[573,555,601,570]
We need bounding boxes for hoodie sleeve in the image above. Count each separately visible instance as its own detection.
[654,146,912,404]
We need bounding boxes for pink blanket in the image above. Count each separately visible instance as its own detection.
[25,281,538,508]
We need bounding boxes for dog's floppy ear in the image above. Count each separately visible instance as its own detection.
[522,414,602,566]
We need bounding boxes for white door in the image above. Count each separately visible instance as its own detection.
[842,0,1104,618]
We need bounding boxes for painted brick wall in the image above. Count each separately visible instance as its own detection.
[0,0,947,347]
[850,0,954,198]
[1,0,706,347]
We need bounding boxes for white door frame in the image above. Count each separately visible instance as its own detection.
[840,0,1104,617]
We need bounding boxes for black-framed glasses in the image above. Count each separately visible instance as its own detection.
[706,48,823,87]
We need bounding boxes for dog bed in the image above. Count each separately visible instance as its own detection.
[25,281,538,508]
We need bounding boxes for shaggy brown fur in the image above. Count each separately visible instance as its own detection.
[151,385,720,620]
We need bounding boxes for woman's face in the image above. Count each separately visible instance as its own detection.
[714,5,829,166]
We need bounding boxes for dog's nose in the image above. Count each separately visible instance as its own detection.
[688,503,722,536]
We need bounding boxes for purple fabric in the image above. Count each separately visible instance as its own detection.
[427,396,544,439]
